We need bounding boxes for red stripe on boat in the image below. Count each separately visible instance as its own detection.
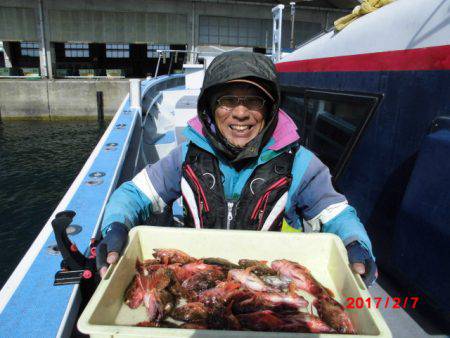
[276,45,450,73]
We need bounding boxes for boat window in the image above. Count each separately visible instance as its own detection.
[281,88,379,180]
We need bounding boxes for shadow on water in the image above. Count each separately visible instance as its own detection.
[0,119,107,289]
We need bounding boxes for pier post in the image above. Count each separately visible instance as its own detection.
[96,91,104,122]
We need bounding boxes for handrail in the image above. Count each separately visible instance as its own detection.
[153,48,224,77]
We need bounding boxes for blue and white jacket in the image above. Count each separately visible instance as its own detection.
[102,110,374,258]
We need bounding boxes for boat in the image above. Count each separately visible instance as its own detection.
[0,0,449,336]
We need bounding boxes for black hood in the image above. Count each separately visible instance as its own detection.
[197,51,280,169]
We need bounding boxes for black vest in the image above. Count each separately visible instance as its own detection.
[181,143,296,231]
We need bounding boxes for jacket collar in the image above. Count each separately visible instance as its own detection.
[184,109,299,153]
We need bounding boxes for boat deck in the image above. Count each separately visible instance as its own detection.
[371,275,447,337]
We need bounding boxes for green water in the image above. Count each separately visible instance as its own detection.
[0,120,107,288]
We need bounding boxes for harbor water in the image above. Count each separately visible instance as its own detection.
[0,120,107,288]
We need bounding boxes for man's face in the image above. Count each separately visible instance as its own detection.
[214,85,267,148]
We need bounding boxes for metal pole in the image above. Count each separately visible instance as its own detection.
[37,0,49,78]
[191,1,196,63]
[168,53,174,75]
[96,91,104,122]
[290,2,296,49]
[155,52,161,77]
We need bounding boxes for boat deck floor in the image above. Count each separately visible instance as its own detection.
[372,274,448,337]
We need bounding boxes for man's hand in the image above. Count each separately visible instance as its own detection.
[346,241,378,287]
[96,222,128,278]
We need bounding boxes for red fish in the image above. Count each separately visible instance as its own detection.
[198,281,244,306]
[237,310,285,331]
[238,259,276,275]
[152,248,197,265]
[314,295,356,334]
[124,273,146,309]
[241,291,309,313]
[125,268,175,323]
[271,259,333,296]
[172,261,224,281]
[228,268,277,292]
[135,258,165,276]
[282,312,337,333]
[172,302,209,323]
[179,323,208,329]
[182,269,225,293]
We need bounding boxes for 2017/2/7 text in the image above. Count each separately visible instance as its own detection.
[346,297,419,309]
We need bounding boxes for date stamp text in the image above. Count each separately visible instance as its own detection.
[346,297,419,309]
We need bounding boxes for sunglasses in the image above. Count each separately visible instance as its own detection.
[216,95,266,110]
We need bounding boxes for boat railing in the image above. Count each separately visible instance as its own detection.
[154,49,223,77]
[0,72,185,337]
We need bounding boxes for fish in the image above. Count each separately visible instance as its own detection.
[198,281,244,306]
[281,312,337,333]
[181,269,226,293]
[260,275,293,291]
[126,249,354,333]
[206,301,242,331]
[137,320,180,328]
[152,248,197,265]
[124,273,146,309]
[201,257,240,270]
[179,323,208,329]
[171,302,209,323]
[142,269,176,322]
[234,290,308,314]
[238,259,276,276]
[271,259,333,296]
[175,261,224,281]
[236,310,285,331]
[313,295,356,334]
[256,291,309,309]
[135,258,165,276]
[125,268,176,323]
[228,268,278,292]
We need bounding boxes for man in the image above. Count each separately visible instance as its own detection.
[96,52,377,286]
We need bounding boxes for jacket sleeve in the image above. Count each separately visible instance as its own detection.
[101,144,183,235]
[294,152,374,258]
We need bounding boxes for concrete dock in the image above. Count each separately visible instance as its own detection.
[0,79,129,119]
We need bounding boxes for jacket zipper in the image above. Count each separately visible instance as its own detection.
[226,202,234,230]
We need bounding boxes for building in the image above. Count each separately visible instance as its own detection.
[0,0,352,78]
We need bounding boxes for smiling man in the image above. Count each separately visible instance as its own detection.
[96,51,377,286]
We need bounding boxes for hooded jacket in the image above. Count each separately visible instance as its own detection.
[100,52,374,258]
[197,51,281,167]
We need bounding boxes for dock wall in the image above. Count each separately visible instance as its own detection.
[0,79,129,118]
